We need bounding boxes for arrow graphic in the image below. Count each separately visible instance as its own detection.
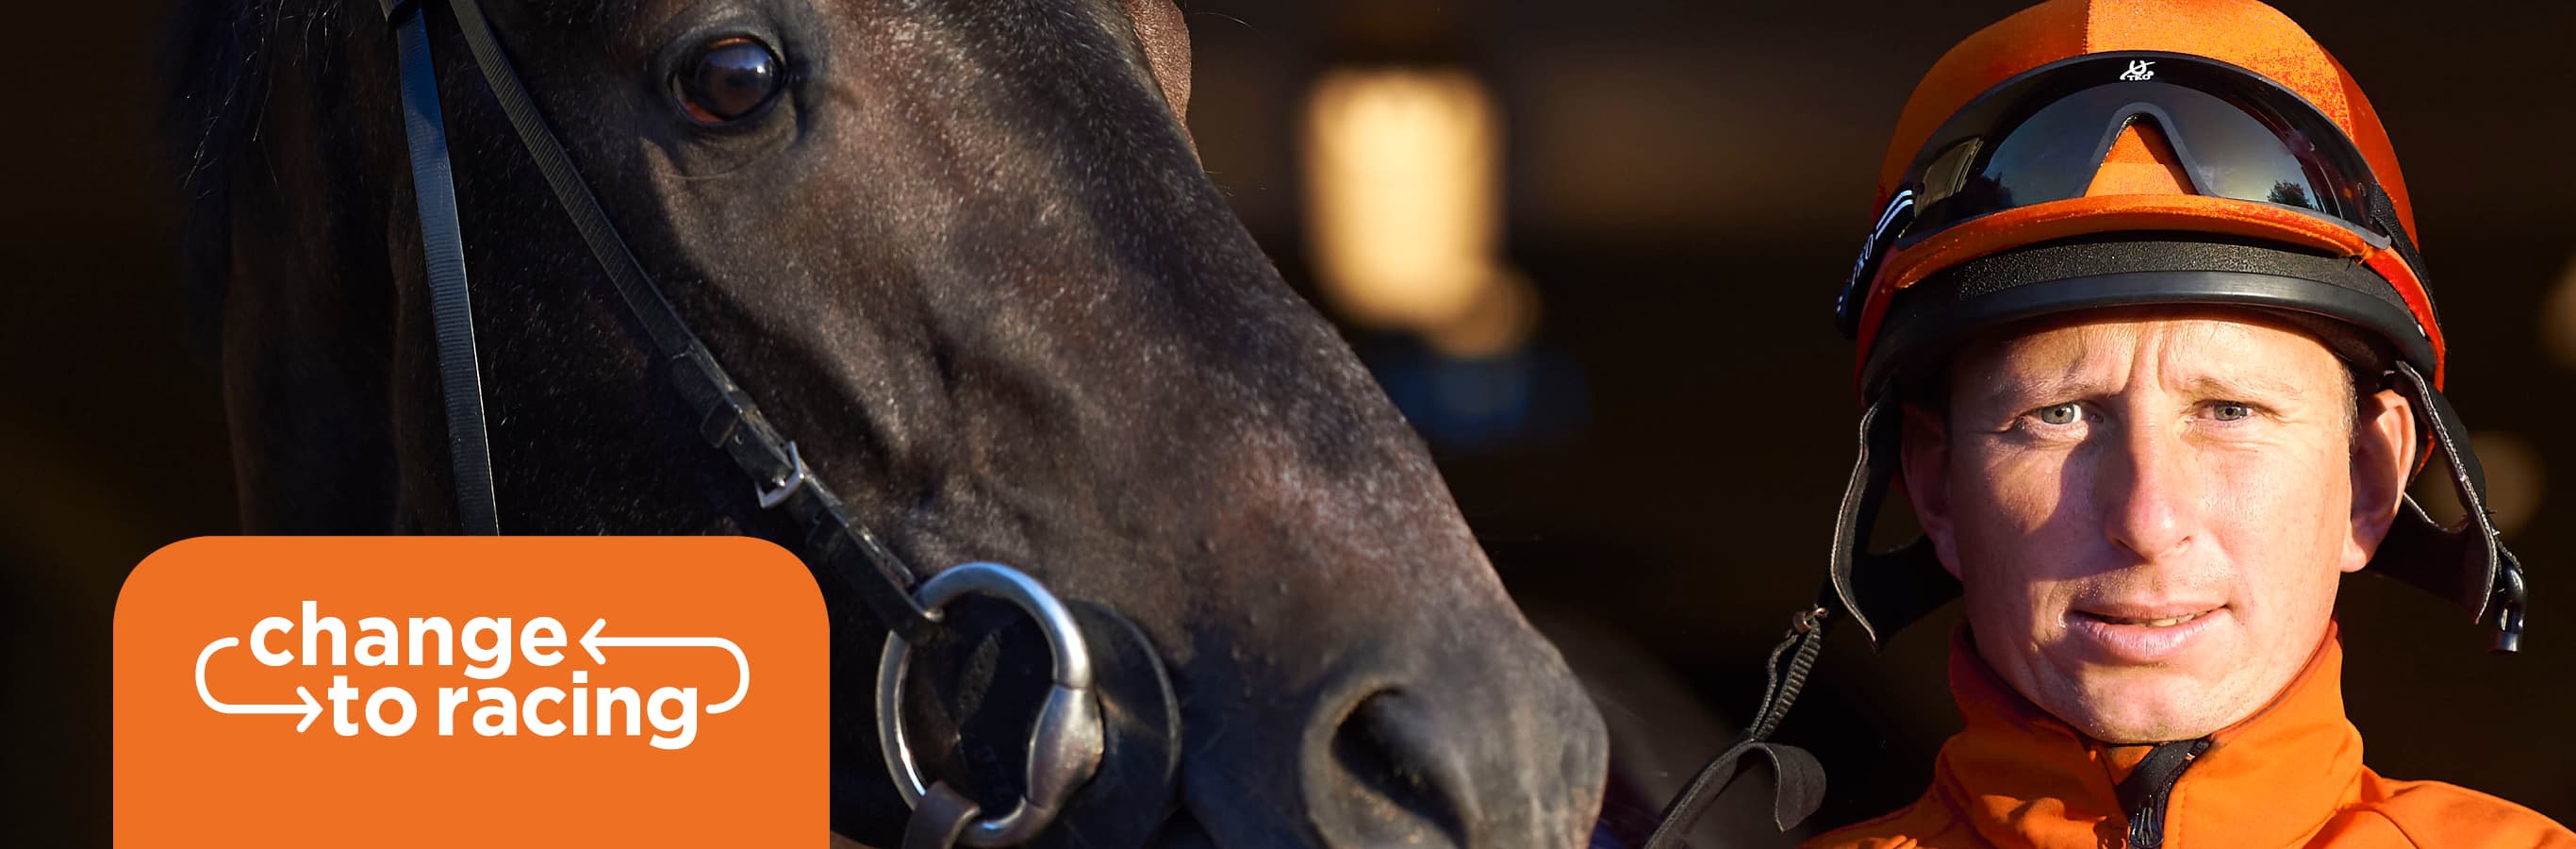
[196,638,322,732]
[581,620,750,714]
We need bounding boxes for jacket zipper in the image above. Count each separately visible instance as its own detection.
[2116,738,2212,849]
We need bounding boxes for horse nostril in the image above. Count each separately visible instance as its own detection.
[1307,689,1477,847]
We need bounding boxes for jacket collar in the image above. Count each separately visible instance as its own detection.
[1932,623,2364,848]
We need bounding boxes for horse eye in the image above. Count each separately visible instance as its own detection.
[674,37,784,125]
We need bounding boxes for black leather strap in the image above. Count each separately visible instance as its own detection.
[902,783,983,849]
[1640,616,1831,848]
[2375,361,2525,652]
[1641,741,1825,848]
[376,0,941,642]
[388,2,499,535]
[1825,396,1961,647]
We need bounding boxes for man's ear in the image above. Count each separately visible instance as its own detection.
[2345,388,2419,574]
[1899,404,1963,580]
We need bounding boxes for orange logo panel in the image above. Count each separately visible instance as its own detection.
[115,537,827,846]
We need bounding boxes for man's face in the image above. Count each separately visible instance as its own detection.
[1900,308,2416,742]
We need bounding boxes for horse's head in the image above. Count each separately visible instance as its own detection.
[173,0,1606,844]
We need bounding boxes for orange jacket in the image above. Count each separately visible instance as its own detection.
[1806,625,2573,848]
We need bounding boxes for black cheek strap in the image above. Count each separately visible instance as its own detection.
[374,0,941,644]
[1825,396,1963,648]
[387,0,498,535]
[2374,360,2527,652]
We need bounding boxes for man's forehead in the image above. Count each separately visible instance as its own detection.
[1952,308,2345,400]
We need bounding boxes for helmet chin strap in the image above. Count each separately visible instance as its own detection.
[2372,361,2527,652]
[1643,362,2533,844]
[1825,396,1960,648]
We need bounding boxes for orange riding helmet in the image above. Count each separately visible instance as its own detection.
[1819,0,2524,653]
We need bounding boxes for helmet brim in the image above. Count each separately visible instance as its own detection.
[1857,235,2435,396]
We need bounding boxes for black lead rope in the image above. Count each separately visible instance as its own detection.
[388,5,498,535]
[1640,608,1832,849]
[374,0,941,644]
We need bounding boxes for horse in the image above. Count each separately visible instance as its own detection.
[164,0,1608,845]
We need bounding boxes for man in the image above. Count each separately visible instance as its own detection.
[1651,0,2572,846]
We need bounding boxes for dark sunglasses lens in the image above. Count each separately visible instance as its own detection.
[1978,84,2139,208]
[1908,72,2360,237]
[2149,83,2331,210]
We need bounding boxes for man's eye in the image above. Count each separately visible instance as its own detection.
[2211,402,2253,422]
[2036,403,2083,425]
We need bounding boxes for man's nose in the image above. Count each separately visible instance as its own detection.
[2100,417,2197,562]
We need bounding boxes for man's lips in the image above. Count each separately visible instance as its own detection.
[2066,603,2227,664]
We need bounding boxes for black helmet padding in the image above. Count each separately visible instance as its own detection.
[1858,234,2433,396]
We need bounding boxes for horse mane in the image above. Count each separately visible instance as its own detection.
[161,0,664,349]
[163,0,340,348]
[161,0,1176,357]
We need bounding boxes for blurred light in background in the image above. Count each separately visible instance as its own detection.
[1302,64,1582,451]
[1368,342,1590,454]
[2410,430,2548,540]
[2547,251,2576,370]
[1422,268,1541,358]
[2471,431,2547,539]
[1301,66,1536,358]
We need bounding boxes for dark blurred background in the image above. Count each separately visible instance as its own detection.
[7,0,2570,842]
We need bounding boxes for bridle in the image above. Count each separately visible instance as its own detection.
[372,0,1181,845]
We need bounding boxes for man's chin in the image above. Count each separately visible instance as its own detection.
[2041,668,2242,744]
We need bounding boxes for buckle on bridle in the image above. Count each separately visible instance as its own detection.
[878,563,1106,847]
[1789,606,1831,637]
[755,441,811,509]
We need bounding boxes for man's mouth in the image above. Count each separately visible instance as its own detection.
[2075,608,2214,628]
[2066,604,2227,663]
